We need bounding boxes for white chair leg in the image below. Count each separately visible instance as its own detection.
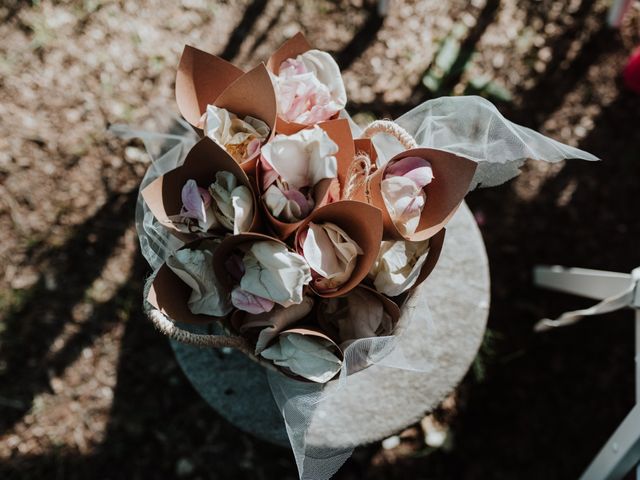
[579,404,640,480]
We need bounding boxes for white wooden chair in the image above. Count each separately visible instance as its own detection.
[534,265,640,480]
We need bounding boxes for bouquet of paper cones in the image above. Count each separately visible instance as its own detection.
[141,33,478,384]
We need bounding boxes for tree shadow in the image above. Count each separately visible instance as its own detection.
[0,189,138,434]
[218,0,270,62]
[336,5,385,71]
[0,245,298,480]
[428,0,501,97]
[345,0,502,119]
[505,0,618,127]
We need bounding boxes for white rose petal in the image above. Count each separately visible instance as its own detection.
[166,245,232,317]
[263,184,308,222]
[261,126,338,190]
[240,241,311,307]
[203,105,269,160]
[303,222,363,291]
[260,332,342,383]
[209,171,253,234]
[381,175,426,236]
[369,239,430,296]
[298,50,347,111]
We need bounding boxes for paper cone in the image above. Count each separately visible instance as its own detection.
[147,244,223,325]
[353,137,378,164]
[176,45,244,127]
[256,119,355,240]
[266,32,340,134]
[318,119,355,195]
[294,200,383,298]
[317,284,401,341]
[212,63,278,173]
[265,327,344,382]
[229,296,315,353]
[357,148,477,241]
[212,232,291,291]
[414,227,446,288]
[141,137,261,243]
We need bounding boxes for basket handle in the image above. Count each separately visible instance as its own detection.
[361,120,418,150]
[344,120,418,200]
[143,273,254,356]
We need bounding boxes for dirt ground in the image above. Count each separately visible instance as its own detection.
[1,0,639,479]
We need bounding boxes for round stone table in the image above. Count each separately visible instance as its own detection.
[171,201,490,448]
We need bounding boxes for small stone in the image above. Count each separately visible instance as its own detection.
[381,435,401,450]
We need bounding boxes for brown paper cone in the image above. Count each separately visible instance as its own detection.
[147,244,224,326]
[318,119,355,196]
[413,227,446,288]
[256,119,355,240]
[141,137,261,243]
[294,200,384,298]
[266,32,341,134]
[229,296,315,352]
[213,63,278,173]
[176,45,244,127]
[358,148,477,241]
[317,285,401,341]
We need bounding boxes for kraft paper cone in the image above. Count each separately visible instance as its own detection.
[294,200,383,298]
[266,327,344,382]
[414,227,446,288]
[266,32,340,134]
[147,252,222,326]
[358,148,477,241]
[318,119,354,195]
[230,296,315,353]
[176,45,244,127]
[212,232,290,291]
[212,64,278,173]
[354,138,378,164]
[317,284,401,341]
[141,137,260,243]
[256,119,355,240]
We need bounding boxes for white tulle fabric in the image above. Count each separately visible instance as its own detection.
[114,95,597,480]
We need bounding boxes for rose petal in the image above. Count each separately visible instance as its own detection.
[239,241,311,307]
[203,105,269,162]
[260,126,338,190]
[273,50,346,126]
[369,239,430,296]
[260,332,342,383]
[381,175,427,236]
[231,286,275,314]
[302,222,363,291]
[209,171,254,234]
[282,188,313,218]
[166,245,232,317]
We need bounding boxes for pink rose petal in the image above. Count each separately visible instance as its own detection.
[283,188,313,218]
[385,157,432,178]
[180,179,211,223]
[231,287,275,314]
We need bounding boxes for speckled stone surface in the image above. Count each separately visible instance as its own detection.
[171,201,489,448]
